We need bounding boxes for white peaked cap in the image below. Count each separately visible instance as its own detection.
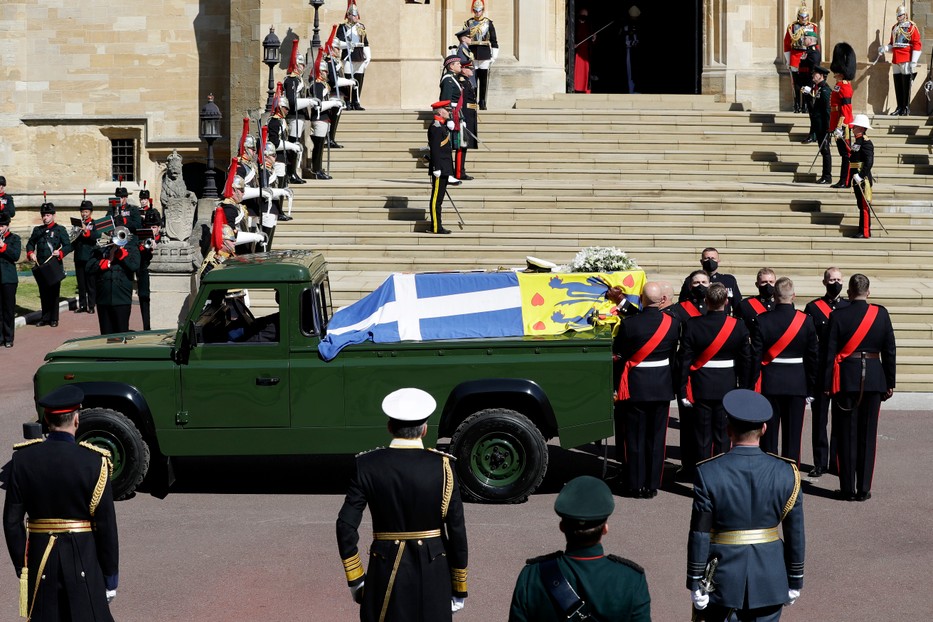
[382,388,437,422]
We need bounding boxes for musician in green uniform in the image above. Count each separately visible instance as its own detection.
[26,203,71,327]
[72,199,101,314]
[509,476,651,621]
[0,212,21,347]
[86,232,141,335]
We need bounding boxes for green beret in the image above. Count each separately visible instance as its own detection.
[554,475,615,523]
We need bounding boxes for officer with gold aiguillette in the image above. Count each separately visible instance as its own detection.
[2,385,119,621]
[336,388,469,621]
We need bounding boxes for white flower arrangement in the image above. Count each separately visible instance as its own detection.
[569,246,639,272]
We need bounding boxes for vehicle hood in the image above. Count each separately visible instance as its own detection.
[44,330,176,361]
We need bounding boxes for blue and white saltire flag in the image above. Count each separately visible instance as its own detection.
[318,272,524,361]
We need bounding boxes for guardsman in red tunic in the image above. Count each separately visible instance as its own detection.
[783,3,820,113]
[878,4,923,115]
[750,277,818,465]
[804,267,849,478]
[829,42,856,189]
[823,274,895,502]
[735,267,776,332]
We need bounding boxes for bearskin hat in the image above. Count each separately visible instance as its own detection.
[830,42,856,81]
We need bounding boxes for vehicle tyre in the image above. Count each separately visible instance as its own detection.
[450,408,548,504]
[77,408,150,501]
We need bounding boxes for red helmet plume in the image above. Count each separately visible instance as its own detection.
[237,117,250,159]
[287,38,301,75]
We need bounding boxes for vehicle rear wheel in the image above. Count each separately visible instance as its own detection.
[77,408,150,501]
[450,408,548,504]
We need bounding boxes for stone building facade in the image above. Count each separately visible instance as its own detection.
[0,1,929,205]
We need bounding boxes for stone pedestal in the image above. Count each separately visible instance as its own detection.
[149,242,200,330]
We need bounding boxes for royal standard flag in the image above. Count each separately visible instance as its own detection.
[318,270,645,361]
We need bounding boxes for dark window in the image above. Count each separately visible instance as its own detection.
[111,138,136,182]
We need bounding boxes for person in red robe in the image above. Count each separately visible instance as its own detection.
[574,8,594,93]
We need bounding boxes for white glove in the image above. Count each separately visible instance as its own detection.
[882,44,892,54]
[691,589,709,610]
[451,597,465,613]
[680,398,692,408]
[784,51,791,65]
[284,141,301,153]
[491,47,499,63]
[805,396,815,404]
[446,120,455,131]
[786,589,800,606]
[801,86,812,95]
[320,99,342,112]
[432,169,441,178]
[852,173,863,185]
[912,50,922,64]
[350,582,365,604]
[910,62,919,74]
[106,589,117,604]
[833,127,844,139]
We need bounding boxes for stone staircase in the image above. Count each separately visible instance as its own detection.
[280,94,931,389]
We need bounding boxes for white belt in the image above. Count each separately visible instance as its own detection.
[702,360,734,369]
[770,357,803,364]
[635,359,669,368]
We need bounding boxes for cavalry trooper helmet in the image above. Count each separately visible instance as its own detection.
[797,3,809,20]
[896,4,908,19]
[346,0,359,18]
[243,135,256,151]
[472,0,485,15]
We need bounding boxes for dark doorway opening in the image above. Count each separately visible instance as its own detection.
[567,1,703,95]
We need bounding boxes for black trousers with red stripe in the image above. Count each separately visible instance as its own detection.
[620,400,670,493]
[832,391,881,496]
[455,148,469,179]
[761,394,806,465]
[854,181,871,238]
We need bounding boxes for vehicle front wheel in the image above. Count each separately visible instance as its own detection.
[77,408,150,501]
[449,408,548,504]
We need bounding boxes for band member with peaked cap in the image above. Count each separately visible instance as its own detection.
[336,388,469,621]
[614,282,681,498]
[847,114,875,239]
[803,267,849,478]
[0,176,15,218]
[3,385,119,621]
[829,42,855,189]
[750,277,818,465]
[335,0,371,110]
[0,212,21,347]
[783,2,820,113]
[678,248,741,316]
[823,273,895,501]
[687,389,804,621]
[509,476,651,621]
[878,4,922,116]
[26,202,71,327]
[427,100,458,234]
[463,0,498,110]
[73,197,100,315]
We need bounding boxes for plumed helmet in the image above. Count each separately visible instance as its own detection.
[243,135,256,151]
[222,158,240,199]
[896,4,908,17]
[237,117,250,159]
[830,42,856,81]
[471,0,485,13]
[264,142,276,157]
[287,38,301,75]
[346,0,359,18]
[797,2,809,19]
[231,175,246,191]
[296,53,305,66]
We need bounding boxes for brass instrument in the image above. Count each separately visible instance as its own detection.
[99,225,130,249]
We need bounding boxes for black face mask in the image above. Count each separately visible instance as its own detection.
[758,283,775,298]
[691,285,708,300]
[701,258,718,273]
[826,282,843,299]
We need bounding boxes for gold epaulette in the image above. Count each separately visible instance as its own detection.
[355,447,384,458]
[79,441,112,459]
[12,439,44,450]
[427,447,457,461]
[696,452,725,466]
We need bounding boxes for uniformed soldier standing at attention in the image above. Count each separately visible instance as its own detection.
[687,389,804,622]
[823,273,895,501]
[847,114,875,239]
[2,385,119,621]
[463,0,499,110]
[0,212,21,347]
[614,281,681,498]
[136,208,161,331]
[735,267,776,331]
[427,100,459,235]
[750,277,818,464]
[803,267,848,478]
[110,185,142,231]
[678,248,741,316]
[509,476,651,621]
[0,176,15,218]
[73,199,100,315]
[336,388,469,621]
[26,202,72,327]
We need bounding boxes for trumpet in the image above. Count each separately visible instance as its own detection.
[142,237,158,250]
[98,226,130,249]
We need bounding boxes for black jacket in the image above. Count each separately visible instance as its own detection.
[0,232,21,284]
[823,299,895,393]
[613,307,681,401]
[678,310,752,401]
[428,119,454,177]
[750,303,819,397]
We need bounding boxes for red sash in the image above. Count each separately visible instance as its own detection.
[755,311,807,392]
[681,301,702,317]
[748,298,767,315]
[686,317,737,402]
[616,314,673,401]
[814,299,831,319]
[831,305,879,394]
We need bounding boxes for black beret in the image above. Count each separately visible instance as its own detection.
[38,385,84,414]
[554,476,615,523]
[40,203,56,215]
[723,389,772,424]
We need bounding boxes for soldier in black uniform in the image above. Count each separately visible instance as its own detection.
[136,208,161,331]
[463,0,499,110]
[614,282,681,498]
[0,213,21,347]
[110,186,142,231]
[283,40,317,184]
[669,269,709,323]
[87,233,141,335]
[509,476,651,621]
[687,389,804,622]
[678,283,752,467]
[427,100,459,235]
[455,60,479,181]
[804,267,848,477]
[735,267,776,331]
[26,203,72,327]
[73,199,101,315]
[3,385,119,621]
[0,176,15,218]
[337,388,469,621]
[823,273,896,501]
[678,248,741,315]
[750,277,818,464]
[802,65,833,183]
[847,114,875,238]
